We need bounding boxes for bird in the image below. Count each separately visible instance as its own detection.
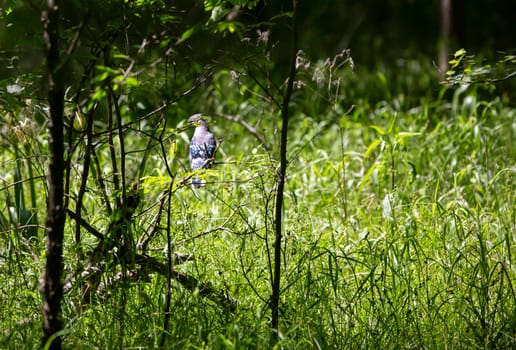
[188,114,216,188]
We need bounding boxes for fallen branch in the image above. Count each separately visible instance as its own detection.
[135,254,237,312]
[64,253,236,312]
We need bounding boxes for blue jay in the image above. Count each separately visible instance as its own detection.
[188,114,216,187]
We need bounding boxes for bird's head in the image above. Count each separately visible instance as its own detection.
[188,113,209,126]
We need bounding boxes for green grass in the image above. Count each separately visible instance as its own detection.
[1,69,515,349]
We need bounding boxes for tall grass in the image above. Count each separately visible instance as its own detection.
[1,67,515,349]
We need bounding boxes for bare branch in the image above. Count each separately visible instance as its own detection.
[218,114,271,151]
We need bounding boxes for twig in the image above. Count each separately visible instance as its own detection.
[218,114,271,151]
[66,209,103,239]
[104,47,121,208]
[160,180,174,346]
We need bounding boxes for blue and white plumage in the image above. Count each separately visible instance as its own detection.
[188,114,216,188]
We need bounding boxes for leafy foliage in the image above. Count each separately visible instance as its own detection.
[446,49,516,90]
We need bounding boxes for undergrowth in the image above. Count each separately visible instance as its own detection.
[1,65,515,349]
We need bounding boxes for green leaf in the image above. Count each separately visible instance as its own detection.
[454,48,466,58]
[216,21,243,33]
[394,132,421,140]
[180,27,196,42]
[139,176,172,193]
[210,5,229,22]
[169,140,177,160]
[204,0,220,11]
[370,125,387,135]
[124,77,139,87]
[358,162,382,191]
[270,11,294,20]
[364,139,382,159]
[160,14,179,25]
[85,89,102,111]
[112,53,130,60]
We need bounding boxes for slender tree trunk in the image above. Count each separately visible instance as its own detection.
[439,0,464,79]
[271,0,298,343]
[41,1,66,349]
[439,0,452,79]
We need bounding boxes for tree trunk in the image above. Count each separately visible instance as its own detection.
[439,0,452,78]
[271,0,298,343]
[439,0,464,79]
[41,1,66,349]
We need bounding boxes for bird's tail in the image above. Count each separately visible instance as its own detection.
[192,176,204,188]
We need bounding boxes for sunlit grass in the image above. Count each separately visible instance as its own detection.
[1,75,515,349]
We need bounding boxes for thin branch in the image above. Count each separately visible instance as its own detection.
[245,66,282,109]
[66,209,103,239]
[66,16,89,57]
[120,73,213,131]
[74,107,95,256]
[175,208,240,245]
[218,113,271,151]
[109,87,127,198]
[159,181,174,347]
[137,193,167,251]
[90,147,112,215]
[104,47,121,208]
[238,243,268,304]
[0,176,46,192]
[484,70,516,83]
